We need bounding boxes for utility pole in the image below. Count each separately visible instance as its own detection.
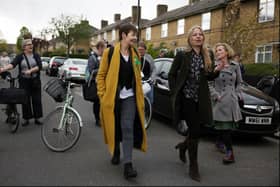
[137,0,141,44]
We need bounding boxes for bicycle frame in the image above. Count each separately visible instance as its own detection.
[57,81,83,131]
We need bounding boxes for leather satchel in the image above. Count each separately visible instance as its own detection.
[82,71,98,102]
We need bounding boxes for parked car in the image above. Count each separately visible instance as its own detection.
[152,58,280,136]
[46,56,67,76]
[58,58,87,84]
[41,57,51,71]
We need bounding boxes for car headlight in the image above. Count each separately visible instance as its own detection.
[275,100,280,113]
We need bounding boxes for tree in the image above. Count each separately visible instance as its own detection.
[0,39,8,53]
[70,20,95,43]
[49,14,78,57]
[16,26,31,52]
[223,0,261,64]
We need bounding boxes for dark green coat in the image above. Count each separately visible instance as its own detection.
[168,50,218,127]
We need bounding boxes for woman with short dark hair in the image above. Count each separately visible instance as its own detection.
[96,23,147,179]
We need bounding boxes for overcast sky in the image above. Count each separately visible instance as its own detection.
[0,0,188,44]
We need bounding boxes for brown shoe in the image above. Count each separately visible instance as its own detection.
[223,150,235,164]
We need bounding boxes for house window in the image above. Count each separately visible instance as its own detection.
[161,23,168,38]
[112,29,116,41]
[201,12,211,31]
[145,27,151,40]
[259,0,274,22]
[255,45,273,63]
[177,19,185,35]
[98,35,101,41]
[103,32,107,40]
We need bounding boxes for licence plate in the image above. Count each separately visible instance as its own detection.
[245,117,272,125]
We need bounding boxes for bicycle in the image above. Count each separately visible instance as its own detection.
[41,78,83,152]
[0,73,23,133]
[142,78,152,129]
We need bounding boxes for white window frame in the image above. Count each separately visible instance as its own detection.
[112,29,116,41]
[161,23,168,38]
[146,27,151,41]
[201,12,211,31]
[255,44,273,63]
[177,19,185,35]
[259,0,275,22]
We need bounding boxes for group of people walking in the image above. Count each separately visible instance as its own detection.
[0,23,243,182]
[87,23,243,182]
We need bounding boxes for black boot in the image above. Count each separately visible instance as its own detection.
[188,138,200,182]
[111,142,120,165]
[124,162,137,179]
[175,134,189,163]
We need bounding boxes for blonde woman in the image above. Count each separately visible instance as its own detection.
[211,43,243,164]
[168,25,222,181]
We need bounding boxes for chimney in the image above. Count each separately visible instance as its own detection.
[132,5,141,24]
[157,4,168,17]
[101,20,108,29]
[114,14,121,22]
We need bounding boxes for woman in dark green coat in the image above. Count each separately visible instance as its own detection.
[168,25,221,182]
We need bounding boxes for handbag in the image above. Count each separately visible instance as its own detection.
[176,120,189,136]
[82,70,98,102]
[0,88,28,104]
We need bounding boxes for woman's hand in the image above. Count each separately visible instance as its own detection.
[24,69,32,75]
[214,63,224,72]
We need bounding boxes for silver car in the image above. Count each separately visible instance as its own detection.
[58,58,87,83]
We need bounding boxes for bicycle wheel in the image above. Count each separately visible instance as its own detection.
[6,104,20,133]
[144,96,152,129]
[41,106,81,152]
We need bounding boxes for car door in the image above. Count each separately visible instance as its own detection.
[153,59,173,119]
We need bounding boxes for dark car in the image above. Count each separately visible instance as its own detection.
[46,56,67,76]
[256,75,279,104]
[152,58,280,136]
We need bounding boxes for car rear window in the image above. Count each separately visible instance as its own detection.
[54,58,66,64]
[72,60,87,65]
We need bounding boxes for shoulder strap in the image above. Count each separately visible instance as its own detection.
[108,47,114,66]
[22,53,31,69]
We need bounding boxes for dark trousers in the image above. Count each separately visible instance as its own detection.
[182,97,201,139]
[92,98,100,121]
[216,130,233,151]
[19,78,43,120]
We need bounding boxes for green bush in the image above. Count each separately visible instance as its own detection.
[244,63,279,76]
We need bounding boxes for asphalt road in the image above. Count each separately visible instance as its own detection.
[0,73,279,186]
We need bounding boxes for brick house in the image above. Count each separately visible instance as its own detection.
[92,0,279,64]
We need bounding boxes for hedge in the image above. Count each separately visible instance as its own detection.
[244,63,279,76]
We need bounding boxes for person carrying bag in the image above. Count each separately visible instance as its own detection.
[82,40,106,127]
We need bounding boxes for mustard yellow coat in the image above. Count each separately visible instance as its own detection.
[96,42,147,155]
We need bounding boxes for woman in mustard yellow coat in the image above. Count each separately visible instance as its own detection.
[96,23,147,179]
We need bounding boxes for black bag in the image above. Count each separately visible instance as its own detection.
[82,80,97,102]
[0,88,28,104]
[43,78,66,102]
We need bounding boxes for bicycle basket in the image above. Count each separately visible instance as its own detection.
[43,78,66,102]
[0,88,28,104]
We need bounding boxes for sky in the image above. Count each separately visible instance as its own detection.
[0,0,188,44]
